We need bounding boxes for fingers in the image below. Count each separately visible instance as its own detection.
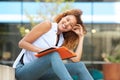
[72,24,82,31]
[72,27,80,32]
[72,24,84,36]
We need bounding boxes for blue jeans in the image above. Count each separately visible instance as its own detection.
[40,62,94,80]
[15,52,93,80]
[16,52,73,80]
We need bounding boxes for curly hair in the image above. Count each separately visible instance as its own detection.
[54,9,87,49]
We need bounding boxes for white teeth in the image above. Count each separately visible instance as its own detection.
[62,24,65,28]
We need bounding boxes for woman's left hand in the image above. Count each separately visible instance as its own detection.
[70,56,80,62]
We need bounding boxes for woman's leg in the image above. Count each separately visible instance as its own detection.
[40,62,94,80]
[50,52,73,80]
[39,68,59,80]
[65,62,94,80]
[15,52,73,80]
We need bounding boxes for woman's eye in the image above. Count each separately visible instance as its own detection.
[67,19,69,21]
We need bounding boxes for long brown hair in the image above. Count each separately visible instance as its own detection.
[54,9,87,49]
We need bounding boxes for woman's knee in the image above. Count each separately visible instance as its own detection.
[73,62,85,66]
[77,62,86,67]
[73,62,87,71]
[50,52,61,58]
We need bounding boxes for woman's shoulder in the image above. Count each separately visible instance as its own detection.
[43,20,57,26]
[33,20,52,30]
[36,20,57,31]
[41,20,52,28]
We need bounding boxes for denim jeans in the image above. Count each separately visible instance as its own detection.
[40,62,94,80]
[15,52,93,80]
[15,52,73,80]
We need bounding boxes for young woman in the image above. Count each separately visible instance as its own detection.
[13,9,93,80]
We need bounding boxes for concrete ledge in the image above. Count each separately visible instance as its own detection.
[0,65,15,80]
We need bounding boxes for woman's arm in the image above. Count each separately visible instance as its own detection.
[70,24,85,62]
[70,36,84,62]
[18,21,51,52]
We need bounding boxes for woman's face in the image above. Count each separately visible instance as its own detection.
[58,15,77,33]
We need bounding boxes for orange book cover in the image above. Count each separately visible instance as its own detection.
[35,46,76,60]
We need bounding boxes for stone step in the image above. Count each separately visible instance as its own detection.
[0,65,15,80]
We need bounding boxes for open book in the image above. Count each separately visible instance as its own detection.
[35,46,76,60]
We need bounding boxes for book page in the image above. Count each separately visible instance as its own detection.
[38,47,56,54]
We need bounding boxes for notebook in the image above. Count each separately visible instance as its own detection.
[35,46,76,60]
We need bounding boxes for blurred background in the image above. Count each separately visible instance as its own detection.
[0,0,120,80]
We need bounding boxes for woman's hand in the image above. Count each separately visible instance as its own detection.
[70,56,80,62]
[72,24,85,38]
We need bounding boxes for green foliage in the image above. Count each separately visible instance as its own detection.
[17,25,30,37]
[102,44,120,63]
[107,53,120,63]
[17,25,26,37]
